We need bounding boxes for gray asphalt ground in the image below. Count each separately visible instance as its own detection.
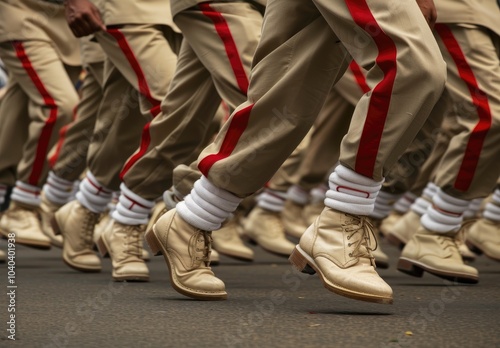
[0,236,499,348]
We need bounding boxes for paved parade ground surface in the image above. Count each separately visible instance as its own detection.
[1,237,499,348]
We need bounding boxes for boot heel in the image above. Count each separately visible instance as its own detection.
[145,228,162,256]
[289,247,316,275]
[465,241,482,255]
[51,217,62,236]
[96,236,109,258]
[397,258,424,277]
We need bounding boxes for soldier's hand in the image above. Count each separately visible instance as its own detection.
[415,0,437,28]
[64,0,106,37]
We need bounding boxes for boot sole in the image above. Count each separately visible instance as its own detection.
[0,226,51,250]
[145,226,227,301]
[466,240,500,262]
[51,217,102,273]
[289,246,393,304]
[113,274,149,282]
[397,257,479,284]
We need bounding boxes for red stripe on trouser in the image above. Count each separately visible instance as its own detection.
[107,28,161,114]
[119,122,152,180]
[199,3,249,94]
[345,1,398,178]
[49,105,78,168]
[198,104,254,176]
[435,24,492,191]
[12,41,59,185]
[107,28,161,178]
[349,60,370,94]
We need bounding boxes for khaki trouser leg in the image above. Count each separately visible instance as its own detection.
[86,62,144,190]
[0,40,79,187]
[198,0,445,197]
[432,24,500,199]
[296,89,354,191]
[50,61,104,182]
[0,79,29,186]
[123,41,221,200]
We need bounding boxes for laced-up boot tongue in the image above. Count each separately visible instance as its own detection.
[345,215,377,267]
[122,226,143,259]
[190,231,212,268]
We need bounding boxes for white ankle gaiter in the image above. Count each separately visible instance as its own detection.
[287,185,309,205]
[43,171,74,205]
[484,189,500,222]
[257,189,286,212]
[11,181,41,207]
[371,190,402,219]
[393,192,417,214]
[421,189,469,233]
[177,176,242,231]
[76,171,112,213]
[112,183,154,225]
[325,165,383,215]
[411,182,438,216]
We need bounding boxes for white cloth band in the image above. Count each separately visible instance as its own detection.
[257,189,287,212]
[325,165,383,215]
[287,185,309,205]
[310,185,327,204]
[11,181,41,207]
[420,190,468,233]
[43,171,74,205]
[484,189,500,222]
[76,171,112,213]
[394,192,417,213]
[371,191,402,219]
[177,177,242,231]
[112,183,154,225]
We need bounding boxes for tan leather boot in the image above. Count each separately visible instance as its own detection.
[386,210,421,249]
[212,215,253,262]
[398,226,478,283]
[53,200,101,272]
[0,202,51,249]
[379,210,403,237]
[466,218,500,262]
[282,200,308,238]
[97,221,149,282]
[455,219,476,262]
[39,193,63,248]
[243,206,295,257]
[289,207,393,304]
[370,219,389,269]
[145,208,227,300]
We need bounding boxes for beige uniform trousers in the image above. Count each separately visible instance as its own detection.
[196,0,445,197]
[431,24,500,199]
[122,2,263,200]
[0,41,80,188]
[269,63,366,193]
[48,39,105,182]
[82,24,181,190]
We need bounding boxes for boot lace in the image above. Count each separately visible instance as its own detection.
[344,214,378,266]
[191,231,213,266]
[123,225,144,258]
[80,211,99,249]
